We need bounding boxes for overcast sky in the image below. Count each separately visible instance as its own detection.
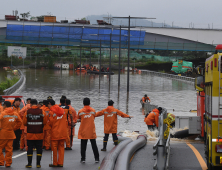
[1,0,222,28]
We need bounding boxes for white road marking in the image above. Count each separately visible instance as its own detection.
[12,152,26,158]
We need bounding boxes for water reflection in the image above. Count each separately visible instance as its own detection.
[18,69,196,137]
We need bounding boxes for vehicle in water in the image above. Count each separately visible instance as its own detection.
[87,70,114,75]
[171,60,193,76]
[75,68,87,73]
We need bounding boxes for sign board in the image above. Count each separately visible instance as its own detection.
[7,46,27,58]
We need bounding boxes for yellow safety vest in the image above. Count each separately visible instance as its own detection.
[167,113,175,124]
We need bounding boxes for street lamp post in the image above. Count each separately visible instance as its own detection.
[113,16,156,92]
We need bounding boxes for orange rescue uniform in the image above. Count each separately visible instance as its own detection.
[49,105,67,166]
[59,104,72,148]
[0,104,3,130]
[68,105,77,147]
[77,106,97,139]
[19,104,31,150]
[0,107,22,167]
[41,105,52,150]
[12,104,21,150]
[142,97,150,103]
[144,108,160,127]
[0,104,3,114]
[96,106,130,134]
[23,106,47,140]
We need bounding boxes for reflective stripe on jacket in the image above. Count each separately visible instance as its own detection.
[77,106,97,139]
[96,106,130,134]
[0,107,22,139]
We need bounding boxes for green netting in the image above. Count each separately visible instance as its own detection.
[0,44,185,62]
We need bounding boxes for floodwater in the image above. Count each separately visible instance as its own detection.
[1,69,197,139]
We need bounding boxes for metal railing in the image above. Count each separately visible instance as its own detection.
[3,69,26,95]
[140,70,195,85]
[153,108,170,170]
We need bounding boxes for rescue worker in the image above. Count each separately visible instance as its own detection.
[19,98,32,151]
[48,99,67,167]
[167,113,175,127]
[26,98,31,105]
[142,94,151,103]
[59,98,73,150]
[47,96,53,100]
[0,96,5,131]
[96,100,133,151]
[12,98,22,150]
[42,100,51,150]
[93,66,97,71]
[61,95,66,100]
[65,99,77,149]
[144,107,162,130]
[90,66,94,71]
[23,99,47,168]
[0,101,22,167]
[37,101,43,109]
[0,96,5,114]
[78,98,99,163]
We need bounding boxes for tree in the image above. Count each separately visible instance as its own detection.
[20,12,31,19]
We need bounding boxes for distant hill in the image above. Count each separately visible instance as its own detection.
[84,14,173,27]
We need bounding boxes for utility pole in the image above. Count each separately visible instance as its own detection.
[113,16,156,92]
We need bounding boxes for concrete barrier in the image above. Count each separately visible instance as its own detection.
[3,69,26,95]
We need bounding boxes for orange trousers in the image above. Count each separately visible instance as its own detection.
[43,130,51,149]
[0,139,13,167]
[65,128,70,148]
[20,130,27,150]
[51,140,65,166]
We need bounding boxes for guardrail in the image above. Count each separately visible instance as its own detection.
[153,108,170,170]
[140,70,195,85]
[3,69,26,95]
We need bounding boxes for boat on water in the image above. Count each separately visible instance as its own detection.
[75,68,87,73]
[87,70,114,75]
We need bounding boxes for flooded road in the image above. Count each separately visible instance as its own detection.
[3,69,197,139]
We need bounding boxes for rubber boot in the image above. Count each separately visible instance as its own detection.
[101,141,107,151]
[36,154,42,168]
[25,155,32,168]
[114,140,118,146]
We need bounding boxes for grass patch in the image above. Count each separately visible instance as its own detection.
[158,70,166,73]
[0,76,19,94]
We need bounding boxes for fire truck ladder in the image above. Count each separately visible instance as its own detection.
[218,55,222,139]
